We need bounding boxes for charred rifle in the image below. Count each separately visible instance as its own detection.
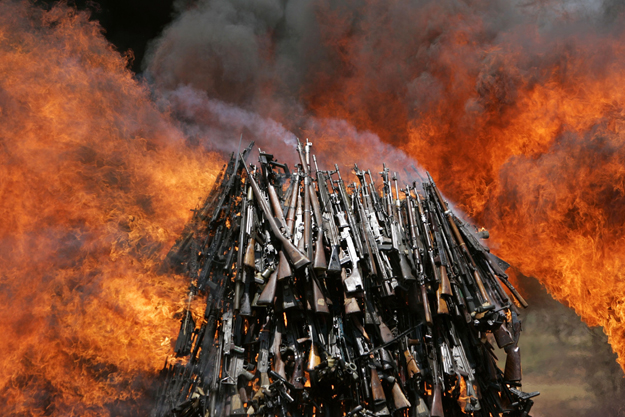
[241,153,310,269]
[426,173,493,311]
[297,139,329,314]
[404,187,433,325]
[353,184,395,298]
[313,157,342,273]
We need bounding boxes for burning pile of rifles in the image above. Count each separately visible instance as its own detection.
[152,140,539,417]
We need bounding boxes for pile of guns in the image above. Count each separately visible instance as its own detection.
[152,140,539,417]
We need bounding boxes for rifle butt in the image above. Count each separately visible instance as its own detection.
[370,366,386,404]
[312,277,329,314]
[290,356,305,390]
[277,250,292,280]
[238,385,248,405]
[399,252,416,283]
[504,345,522,382]
[239,290,252,317]
[257,267,278,306]
[234,280,242,311]
[272,331,286,379]
[414,393,430,417]
[229,393,245,416]
[243,238,255,268]
[328,245,342,273]
[313,234,327,272]
[440,265,452,296]
[344,296,361,315]
[391,381,411,411]
[420,284,433,325]
[403,349,420,378]
[281,237,310,270]
[431,381,445,417]
[307,343,321,372]
[436,286,450,315]
[493,323,514,348]
[268,183,287,231]
[378,320,394,344]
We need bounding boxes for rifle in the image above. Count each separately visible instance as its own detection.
[404,187,433,325]
[314,162,342,273]
[353,185,395,297]
[332,165,364,257]
[426,173,493,310]
[241,154,310,269]
[297,141,329,314]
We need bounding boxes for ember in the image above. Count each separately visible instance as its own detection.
[152,140,538,416]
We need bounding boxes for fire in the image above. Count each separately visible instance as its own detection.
[0,2,222,415]
[293,2,625,371]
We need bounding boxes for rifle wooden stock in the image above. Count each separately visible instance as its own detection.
[436,285,450,315]
[403,349,420,378]
[414,394,430,417]
[473,269,493,307]
[311,276,329,314]
[391,381,411,410]
[257,266,278,306]
[241,156,310,269]
[260,372,270,390]
[504,345,522,382]
[313,235,327,273]
[440,265,452,296]
[431,381,445,417]
[421,284,433,325]
[309,183,327,272]
[252,372,269,402]
[344,295,361,315]
[243,237,255,268]
[370,365,386,404]
[277,250,292,280]
[307,343,321,372]
[267,182,287,232]
[229,393,245,415]
[282,280,299,310]
[272,328,286,379]
[285,173,300,235]
[290,353,305,390]
[493,323,514,348]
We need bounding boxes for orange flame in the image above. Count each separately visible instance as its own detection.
[0,2,222,414]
